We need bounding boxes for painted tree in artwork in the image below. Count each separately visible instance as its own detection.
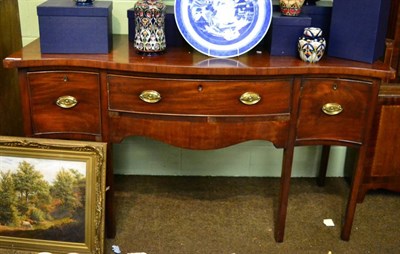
[0,171,20,226]
[69,168,86,220]
[51,169,84,218]
[12,161,51,215]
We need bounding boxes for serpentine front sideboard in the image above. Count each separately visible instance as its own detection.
[3,35,395,242]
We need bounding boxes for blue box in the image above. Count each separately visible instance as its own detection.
[327,0,391,63]
[127,6,186,48]
[265,12,312,56]
[37,0,112,54]
[301,2,332,41]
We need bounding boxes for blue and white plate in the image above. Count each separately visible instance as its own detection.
[174,0,273,58]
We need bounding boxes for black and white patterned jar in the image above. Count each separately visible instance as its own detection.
[133,0,166,55]
[298,27,326,63]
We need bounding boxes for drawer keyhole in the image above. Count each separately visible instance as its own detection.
[197,85,203,92]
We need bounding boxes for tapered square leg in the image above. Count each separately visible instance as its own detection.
[317,145,331,186]
[341,146,366,241]
[106,144,116,238]
[275,145,295,242]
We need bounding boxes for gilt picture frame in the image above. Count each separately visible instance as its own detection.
[0,136,106,254]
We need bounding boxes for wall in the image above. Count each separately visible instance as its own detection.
[17,0,345,177]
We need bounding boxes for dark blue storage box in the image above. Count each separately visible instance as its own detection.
[127,6,186,48]
[266,12,311,56]
[301,2,332,41]
[327,0,391,63]
[37,0,112,54]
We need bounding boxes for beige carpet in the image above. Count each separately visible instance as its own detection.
[105,175,400,254]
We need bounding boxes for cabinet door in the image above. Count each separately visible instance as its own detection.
[296,78,372,144]
[27,71,101,135]
[358,85,400,200]
[370,105,400,176]
[368,85,400,177]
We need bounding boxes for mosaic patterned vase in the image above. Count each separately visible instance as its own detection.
[75,0,94,6]
[280,0,305,16]
[298,27,326,63]
[133,0,166,55]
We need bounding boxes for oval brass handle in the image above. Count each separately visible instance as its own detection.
[56,95,78,109]
[322,103,343,115]
[240,92,261,105]
[139,90,161,103]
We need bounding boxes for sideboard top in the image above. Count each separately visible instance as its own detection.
[3,35,396,80]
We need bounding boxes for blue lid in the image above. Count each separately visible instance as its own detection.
[37,0,112,17]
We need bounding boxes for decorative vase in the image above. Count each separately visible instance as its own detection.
[298,27,326,63]
[133,0,166,55]
[279,0,305,16]
[75,0,94,6]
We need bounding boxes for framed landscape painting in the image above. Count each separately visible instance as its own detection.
[0,136,106,254]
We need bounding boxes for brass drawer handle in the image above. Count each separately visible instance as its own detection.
[240,92,261,105]
[322,103,343,115]
[56,95,78,109]
[139,90,161,103]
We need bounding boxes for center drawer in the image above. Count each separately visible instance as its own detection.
[107,75,292,116]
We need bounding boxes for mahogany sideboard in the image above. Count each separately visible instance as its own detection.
[3,35,395,242]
